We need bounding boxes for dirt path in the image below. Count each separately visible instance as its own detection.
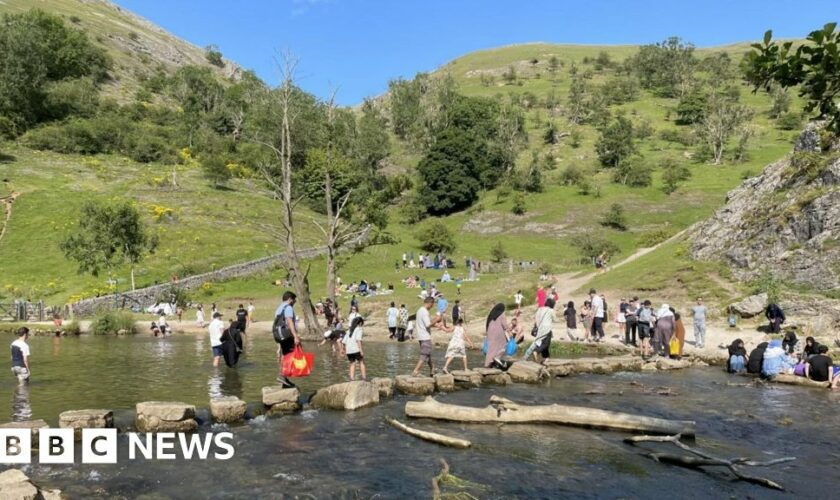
[0,191,19,245]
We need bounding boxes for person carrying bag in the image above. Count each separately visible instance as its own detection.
[273,291,301,388]
[524,298,556,361]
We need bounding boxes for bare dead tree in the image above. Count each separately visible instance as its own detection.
[249,51,320,337]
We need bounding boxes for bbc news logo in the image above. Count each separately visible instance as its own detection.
[1,429,235,464]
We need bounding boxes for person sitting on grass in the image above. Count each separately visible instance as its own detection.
[343,316,366,381]
[443,318,474,373]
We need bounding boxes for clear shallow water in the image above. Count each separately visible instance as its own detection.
[2,333,840,498]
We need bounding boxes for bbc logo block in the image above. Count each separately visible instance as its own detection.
[1,428,117,464]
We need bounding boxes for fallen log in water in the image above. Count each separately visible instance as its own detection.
[405,395,695,437]
[384,416,471,449]
[771,373,830,389]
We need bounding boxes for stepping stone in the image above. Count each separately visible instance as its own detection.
[310,381,380,411]
[372,377,394,399]
[395,375,436,395]
[450,370,481,388]
[506,361,548,383]
[433,373,456,392]
[261,386,301,414]
[210,396,247,424]
[135,402,197,432]
[59,409,113,439]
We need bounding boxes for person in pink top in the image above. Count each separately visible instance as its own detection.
[536,285,547,308]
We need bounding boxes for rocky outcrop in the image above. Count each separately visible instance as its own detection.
[59,409,114,438]
[690,127,840,293]
[729,293,768,318]
[310,381,379,411]
[210,397,247,423]
[261,387,301,414]
[394,375,436,395]
[135,402,197,432]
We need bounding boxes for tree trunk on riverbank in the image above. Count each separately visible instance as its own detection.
[405,395,695,436]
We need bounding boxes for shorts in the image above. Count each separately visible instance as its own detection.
[212,346,224,357]
[276,336,295,356]
[833,366,840,378]
[11,366,29,382]
[418,340,433,362]
[347,352,364,362]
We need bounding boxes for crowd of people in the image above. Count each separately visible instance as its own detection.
[726,334,840,387]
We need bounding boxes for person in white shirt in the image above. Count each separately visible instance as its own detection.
[208,312,225,367]
[196,305,206,328]
[412,296,442,377]
[247,302,255,326]
[10,327,31,383]
[386,302,399,339]
[514,290,524,309]
[589,288,605,342]
[158,312,169,335]
[343,317,367,380]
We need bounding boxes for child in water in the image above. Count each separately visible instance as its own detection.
[342,317,367,381]
[443,318,474,373]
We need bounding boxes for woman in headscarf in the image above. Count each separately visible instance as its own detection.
[524,298,556,361]
[761,339,787,378]
[484,303,508,368]
[726,338,748,373]
[802,336,819,359]
[747,342,768,374]
[673,310,686,357]
[653,304,675,358]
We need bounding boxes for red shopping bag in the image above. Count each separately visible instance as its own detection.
[282,345,314,377]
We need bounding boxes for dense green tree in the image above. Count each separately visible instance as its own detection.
[0,9,110,130]
[599,76,640,105]
[744,23,840,132]
[201,155,232,188]
[660,157,692,194]
[204,44,225,67]
[572,233,619,263]
[613,156,652,187]
[596,115,636,167]
[511,192,526,215]
[701,52,736,89]
[354,99,390,174]
[60,200,158,290]
[416,130,484,216]
[490,241,509,262]
[675,89,707,125]
[629,37,696,97]
[600,203,627,231]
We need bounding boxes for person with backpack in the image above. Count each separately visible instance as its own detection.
[343,317,367,381]
[273,291,301,388]
[624,297,638,346]
[766,303,785,334]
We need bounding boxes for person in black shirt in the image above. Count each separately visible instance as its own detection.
[235,304,248,334]
[781,330,797,354]
[806,345,834,383]
[452,300,461,324]
[802,336,820,359]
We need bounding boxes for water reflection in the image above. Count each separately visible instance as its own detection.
[220,369,243,399]
[207,369,223,399]
[12,382,31,421]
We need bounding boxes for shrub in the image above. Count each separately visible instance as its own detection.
[202,155,232,187]
[776,112,802,131]
[661,157,692,194]
[490,241,508,262]
[126,131,173,163]
[596,116,635,167]
[511,193,527,215]
[91,310,137,335]
[495,184,512,203]
[572,233,620,263]
[658,128,696,146]
[576,177,593,195]
[416,219,457,254]
[638,227,674,247]
[560,164,585,186]
[63,321,82,335]
[613,156,652,187]
[156,286,191,308]
[600,203,628,230]
[750,271,782,304]
[43,77,99,119]
[205,45,225,68]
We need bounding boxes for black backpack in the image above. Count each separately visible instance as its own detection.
[272,308,293,343]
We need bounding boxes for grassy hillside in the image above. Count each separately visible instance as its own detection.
[0,0,236,102]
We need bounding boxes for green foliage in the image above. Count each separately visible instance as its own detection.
[786,151,829,183]
[416,219,457,254]
[658,127,695,146]
[0,9,110,131]
[600,203,627,231]
[490,241,508,262]
[750,271,783,304]
[91,310,137,335]
[355,99,390,174]
[776,111,803,131]
[43,77,99,119]
[543,120,560,144]
[613,156,652,187]
[661,157,692,194]
[511,192,526,215]
[696,93,754,164]
[638,227,674,247]
[204,45,225,68]
[60,200,158,277]
[675,89,707,125]
[572,233,620,262]
[768,85,791,119]
[156,286,191,308]
[523,153,544,193]
[569,128,582,148]
[417,130,482,215]
[596,115,635,167]
[598,76,640,105]
[560,164,585,186]
[628,37,696,97]
[575,177,593,195]
[745,23,840,132]
[202,155,232,187]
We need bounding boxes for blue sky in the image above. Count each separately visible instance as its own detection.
[115,0,838,105]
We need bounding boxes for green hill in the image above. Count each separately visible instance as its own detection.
[0,1,813,316]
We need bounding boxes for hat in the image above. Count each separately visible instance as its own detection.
[213,312,223,319]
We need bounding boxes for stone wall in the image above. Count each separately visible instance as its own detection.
[70,228,370,317]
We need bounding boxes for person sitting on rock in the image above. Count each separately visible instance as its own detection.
[782,330,798,354]
[761,340,787,378]
[805,344,838,387]
[747,342,768,374]
[726,338,748,373]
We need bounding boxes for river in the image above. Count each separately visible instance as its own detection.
[1,332,838,498]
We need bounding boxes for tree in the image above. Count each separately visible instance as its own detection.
[600,203,627,231]
[60,200,158,291]
[560,164,585,186]
[548,55,560,77]
[0,9,110,131]
[524,152,543,193]
[567,74,588,124]
[572,233,619,263]
[201,155,232,187]
[503,65,517,84]
[613,156,652,187]
[768,85,791,119]
[661,158,692,194]
[675,89,707,125]
[490,241,508,262]
[744,23,840,132]
[204,44,224,67]
[416,129,483,216]
[354,99,390,175]
[629,37,696,97]
[701,52,736,89]
[511,192,526,215]
[696,93,753,164]
[596,115,636,167]
[416,219,456,254]
[248,52,320,337]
